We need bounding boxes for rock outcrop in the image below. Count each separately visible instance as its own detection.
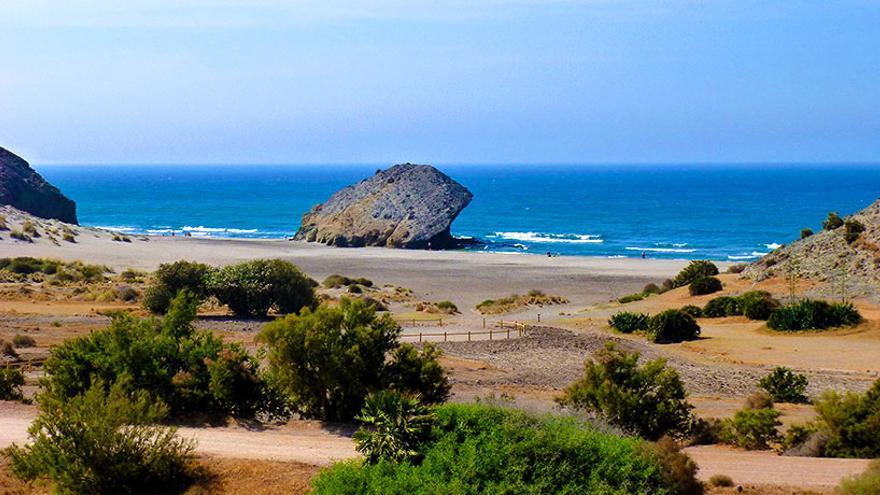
[744,199,880,300]
[0,147,77,224]
[295,163,472,249]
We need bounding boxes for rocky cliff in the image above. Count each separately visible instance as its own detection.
[0,147,77,224]
[294,164,472,249]
[744,199,880,300]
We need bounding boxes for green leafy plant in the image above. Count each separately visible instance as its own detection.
[823,212,844,230]
[767,299,862,331]
[840,459,880,495]
[809,379,880,458]
[556,343,693,440]
[618,292,649,304]
[844,219,866,244]
[800,228,814,239]
[608,311,649,333]
[672,260,719,288]
[259,298,449,421]
[759,367,809,403]
[208,259,316,317]
[647,309,701,343]
[434,300,458,314]
[701,296,741,317]
[143,260,213,314]
[0,367,25,401]
[688,276,722,296]
[7,381,197,495]
[353,391,434,464]
[738,291,780,320]
[679,305,703,318]
[720,408,781,450]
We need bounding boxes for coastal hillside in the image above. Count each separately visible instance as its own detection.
[744,199,880,300]
[295,163,472,249]
[0,146,78,224]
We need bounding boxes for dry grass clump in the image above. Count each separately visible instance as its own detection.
[414,300,459,314]
[708,474,734,487]
[12,334,37,348]
[0,214,8,231]
[9,229,32,242]
[476,290,568,315]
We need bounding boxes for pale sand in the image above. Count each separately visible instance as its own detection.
[1,228,694,312]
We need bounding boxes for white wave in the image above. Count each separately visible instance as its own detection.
[181,225,259,234]
[654,242,689,248]
[93,226,138,232]
[492,231,603,244]
[511,243,529,250]
[765,242,782,250]
[625,247,697,253]
[751,251,770,257]
[728,254,758,260]
[606,255,627,259]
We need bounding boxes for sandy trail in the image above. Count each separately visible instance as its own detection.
[0,403,870,487]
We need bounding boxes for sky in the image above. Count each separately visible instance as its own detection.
[1,1,878,165]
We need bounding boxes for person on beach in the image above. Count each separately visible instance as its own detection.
[641,251,646,259]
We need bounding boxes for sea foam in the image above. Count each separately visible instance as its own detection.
[492,232,604,244]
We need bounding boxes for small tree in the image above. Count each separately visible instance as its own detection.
[208,259,316,317]
[7,381,197,495]
[759,367,809,404]
[648,310,701,343]
[608,312,649,333]
[844,220,865,244]
[144,260,213,314]
[353,391,434,464]
[672,260,719,288]
[823,212,844,231]
[688,276,722,296]
[556,343,693,440]
[721,408,781,450]
[800,228,814,239]
[259,298,449,421]
[0,367,25,401]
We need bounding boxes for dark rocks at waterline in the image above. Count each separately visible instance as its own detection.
[0,147,78,224]
[294,163,473,249]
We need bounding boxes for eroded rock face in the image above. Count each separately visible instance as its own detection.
[295,163,472,249]
[0,147,77,224]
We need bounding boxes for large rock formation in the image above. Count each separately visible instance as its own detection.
[295,163,472,249]
[744,199,880,300]
[0,147,77,224]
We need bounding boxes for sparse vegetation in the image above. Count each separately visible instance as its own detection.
[6,381,198,495]
[557,343,693,440]
[0,214,7,230]
[435,300,458,314]
[688,276,722,296]
[647,309,701,344]
[727,263,747,274]
[800,228,814,239]
[312,403,699,495]
[823,212,844,231]
[476,290,568,314]
[208,259,316,317]
[679,305,703,318]
[9,230,32,242]
[720,407,782,450]
[708,474,734,488]
[608,311,649,333]
[794,378,880,458]
[1,340,19,359]
[0,257,110,283]
[840,459,880,495]
[323,274,373,289]
[259,298,449,421]
[0,367,25,401]
[618,291,649,303]
[672,260,719,288]
[759,367,809,404]
[11,334,36,348]
[767,299,862,331]
[21,220,39,237]
[844,219,866,244]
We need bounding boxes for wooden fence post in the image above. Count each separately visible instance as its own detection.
[537,313,541,323]
[419,333,422,343]
[507,328,510,339]
[489,329,493,341]
[482,318,486,329]
[443,331,447,342]
[468,331,471,342]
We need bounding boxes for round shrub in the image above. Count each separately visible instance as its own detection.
[688,276,722,296]
[702,296,741,317]
[144,260,213,314]
[608,312,649,334]
[208,259,316,317]
[823,212,844,231]
[759,367,809,404]
[767,300,862,331]
[800,228,813,239]
[648,310,701,344]
[738,291,780,320]
[844,220,865,244]
[672,260,719,288]
[679,305,702,318]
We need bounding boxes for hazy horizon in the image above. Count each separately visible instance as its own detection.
[2,1,879,165]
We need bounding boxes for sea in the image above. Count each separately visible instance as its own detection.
[37,164,880,262]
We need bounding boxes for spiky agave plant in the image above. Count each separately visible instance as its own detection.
[353,390,434,464]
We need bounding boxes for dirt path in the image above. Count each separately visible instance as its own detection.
[686,445,871,488]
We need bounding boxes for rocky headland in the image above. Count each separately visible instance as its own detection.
[294,163,472,249]
[0,146,77,224]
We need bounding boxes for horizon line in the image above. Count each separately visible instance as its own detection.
[34,161,880,167]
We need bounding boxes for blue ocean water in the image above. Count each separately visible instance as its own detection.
[37,164,880,261]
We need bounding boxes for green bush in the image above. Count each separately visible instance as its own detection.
[7,381,197,495]
[844,220,866,244]
[1,340,18,358]
[800,228,814,239]
[721,408,781,450]
[9,230,31,242]
[647,310,701,344]
[311,403,700,495]
[688,276,722,296]
[43,292,283,420]
[557,343,693,440]
[709,474,734,488]
[759,367,809,403]
[767,299,862,331]
[353,391,434,464]
[143,260,213,314]
[435,300,458,314]
[679,305,703,318]
[840,459,880,495]
[12,334,36,348]
[672,260,719,288]
[824,212,844,230]
[208,259,316,317]
[643,283,661,294]
[0,367,25,401]
[809,379,880,458]
[738,291,780,320]
[618,292,648,304]
[259,298,449,421]
[608,311,649,333]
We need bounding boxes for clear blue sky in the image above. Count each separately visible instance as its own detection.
[1,1,878,165]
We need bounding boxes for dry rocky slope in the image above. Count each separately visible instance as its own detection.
[745,198,880,301]
[0,146,78,224]
[295,163,472,249]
